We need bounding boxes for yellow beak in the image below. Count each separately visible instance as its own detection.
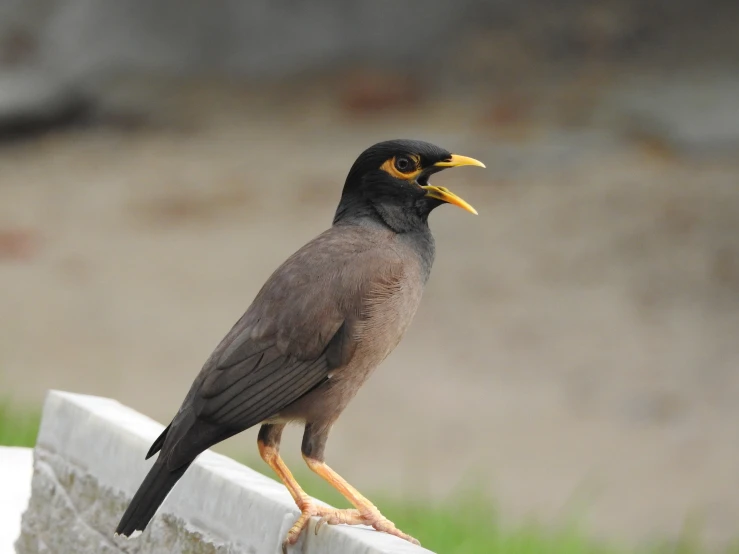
[422,185,478,215]
[433,154,486,169]
[422,153,485,215]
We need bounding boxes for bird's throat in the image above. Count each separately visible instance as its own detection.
[334,192,430,234]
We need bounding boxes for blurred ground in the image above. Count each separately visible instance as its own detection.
[1,69,738,549]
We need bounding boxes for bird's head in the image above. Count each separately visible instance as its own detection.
[334,139,485,230]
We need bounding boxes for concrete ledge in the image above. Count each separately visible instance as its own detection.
[15,390,433,554]
[0,447,33,554]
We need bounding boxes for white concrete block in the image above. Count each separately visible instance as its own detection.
[0,447,33,554]
[15,390,434,554]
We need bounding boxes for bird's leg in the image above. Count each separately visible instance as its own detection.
[302,456,420,544]
[300,423,420,545]
[258,424,351,553]
[258,424,311,508]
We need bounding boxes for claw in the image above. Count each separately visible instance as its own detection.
[282,501,419,548]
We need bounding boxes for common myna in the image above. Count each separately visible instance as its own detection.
[115,139,484,551]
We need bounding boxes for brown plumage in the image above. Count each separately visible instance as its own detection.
[115,139,484,552]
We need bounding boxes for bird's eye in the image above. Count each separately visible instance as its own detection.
[394,156,413,173]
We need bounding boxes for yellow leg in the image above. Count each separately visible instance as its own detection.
[258,438,365,553]
[258,439,310,508]
[303,455,420,545]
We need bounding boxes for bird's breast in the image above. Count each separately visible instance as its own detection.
[289,270,424,423]
[344,259,426,382]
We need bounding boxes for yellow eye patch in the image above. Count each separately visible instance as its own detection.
[379,155,423,181]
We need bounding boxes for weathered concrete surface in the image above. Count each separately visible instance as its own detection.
[0,447,33,554]
[15,391,433,554]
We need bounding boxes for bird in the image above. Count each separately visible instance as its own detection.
[115,139,484,552]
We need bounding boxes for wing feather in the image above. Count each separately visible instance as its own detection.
[156,226,407,469]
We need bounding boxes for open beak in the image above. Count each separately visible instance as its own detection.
[421,154,485,215]
[422,185,478,215]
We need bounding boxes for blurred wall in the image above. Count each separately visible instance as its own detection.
[1,0,739,126]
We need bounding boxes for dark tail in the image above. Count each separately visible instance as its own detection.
[115,459,191,536]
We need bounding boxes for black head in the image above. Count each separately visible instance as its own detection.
[334,139,484,232]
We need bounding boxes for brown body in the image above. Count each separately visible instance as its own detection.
[274,225,427,427]
[165,221,431,465]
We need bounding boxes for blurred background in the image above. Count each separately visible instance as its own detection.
[1,0,738,551]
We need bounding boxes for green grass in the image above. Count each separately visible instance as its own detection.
[1,401,737,554]
[0,400,41,447]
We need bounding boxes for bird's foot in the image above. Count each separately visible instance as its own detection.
[317,504,420,545]
[282,503,346,553]
[282,502,420,553]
